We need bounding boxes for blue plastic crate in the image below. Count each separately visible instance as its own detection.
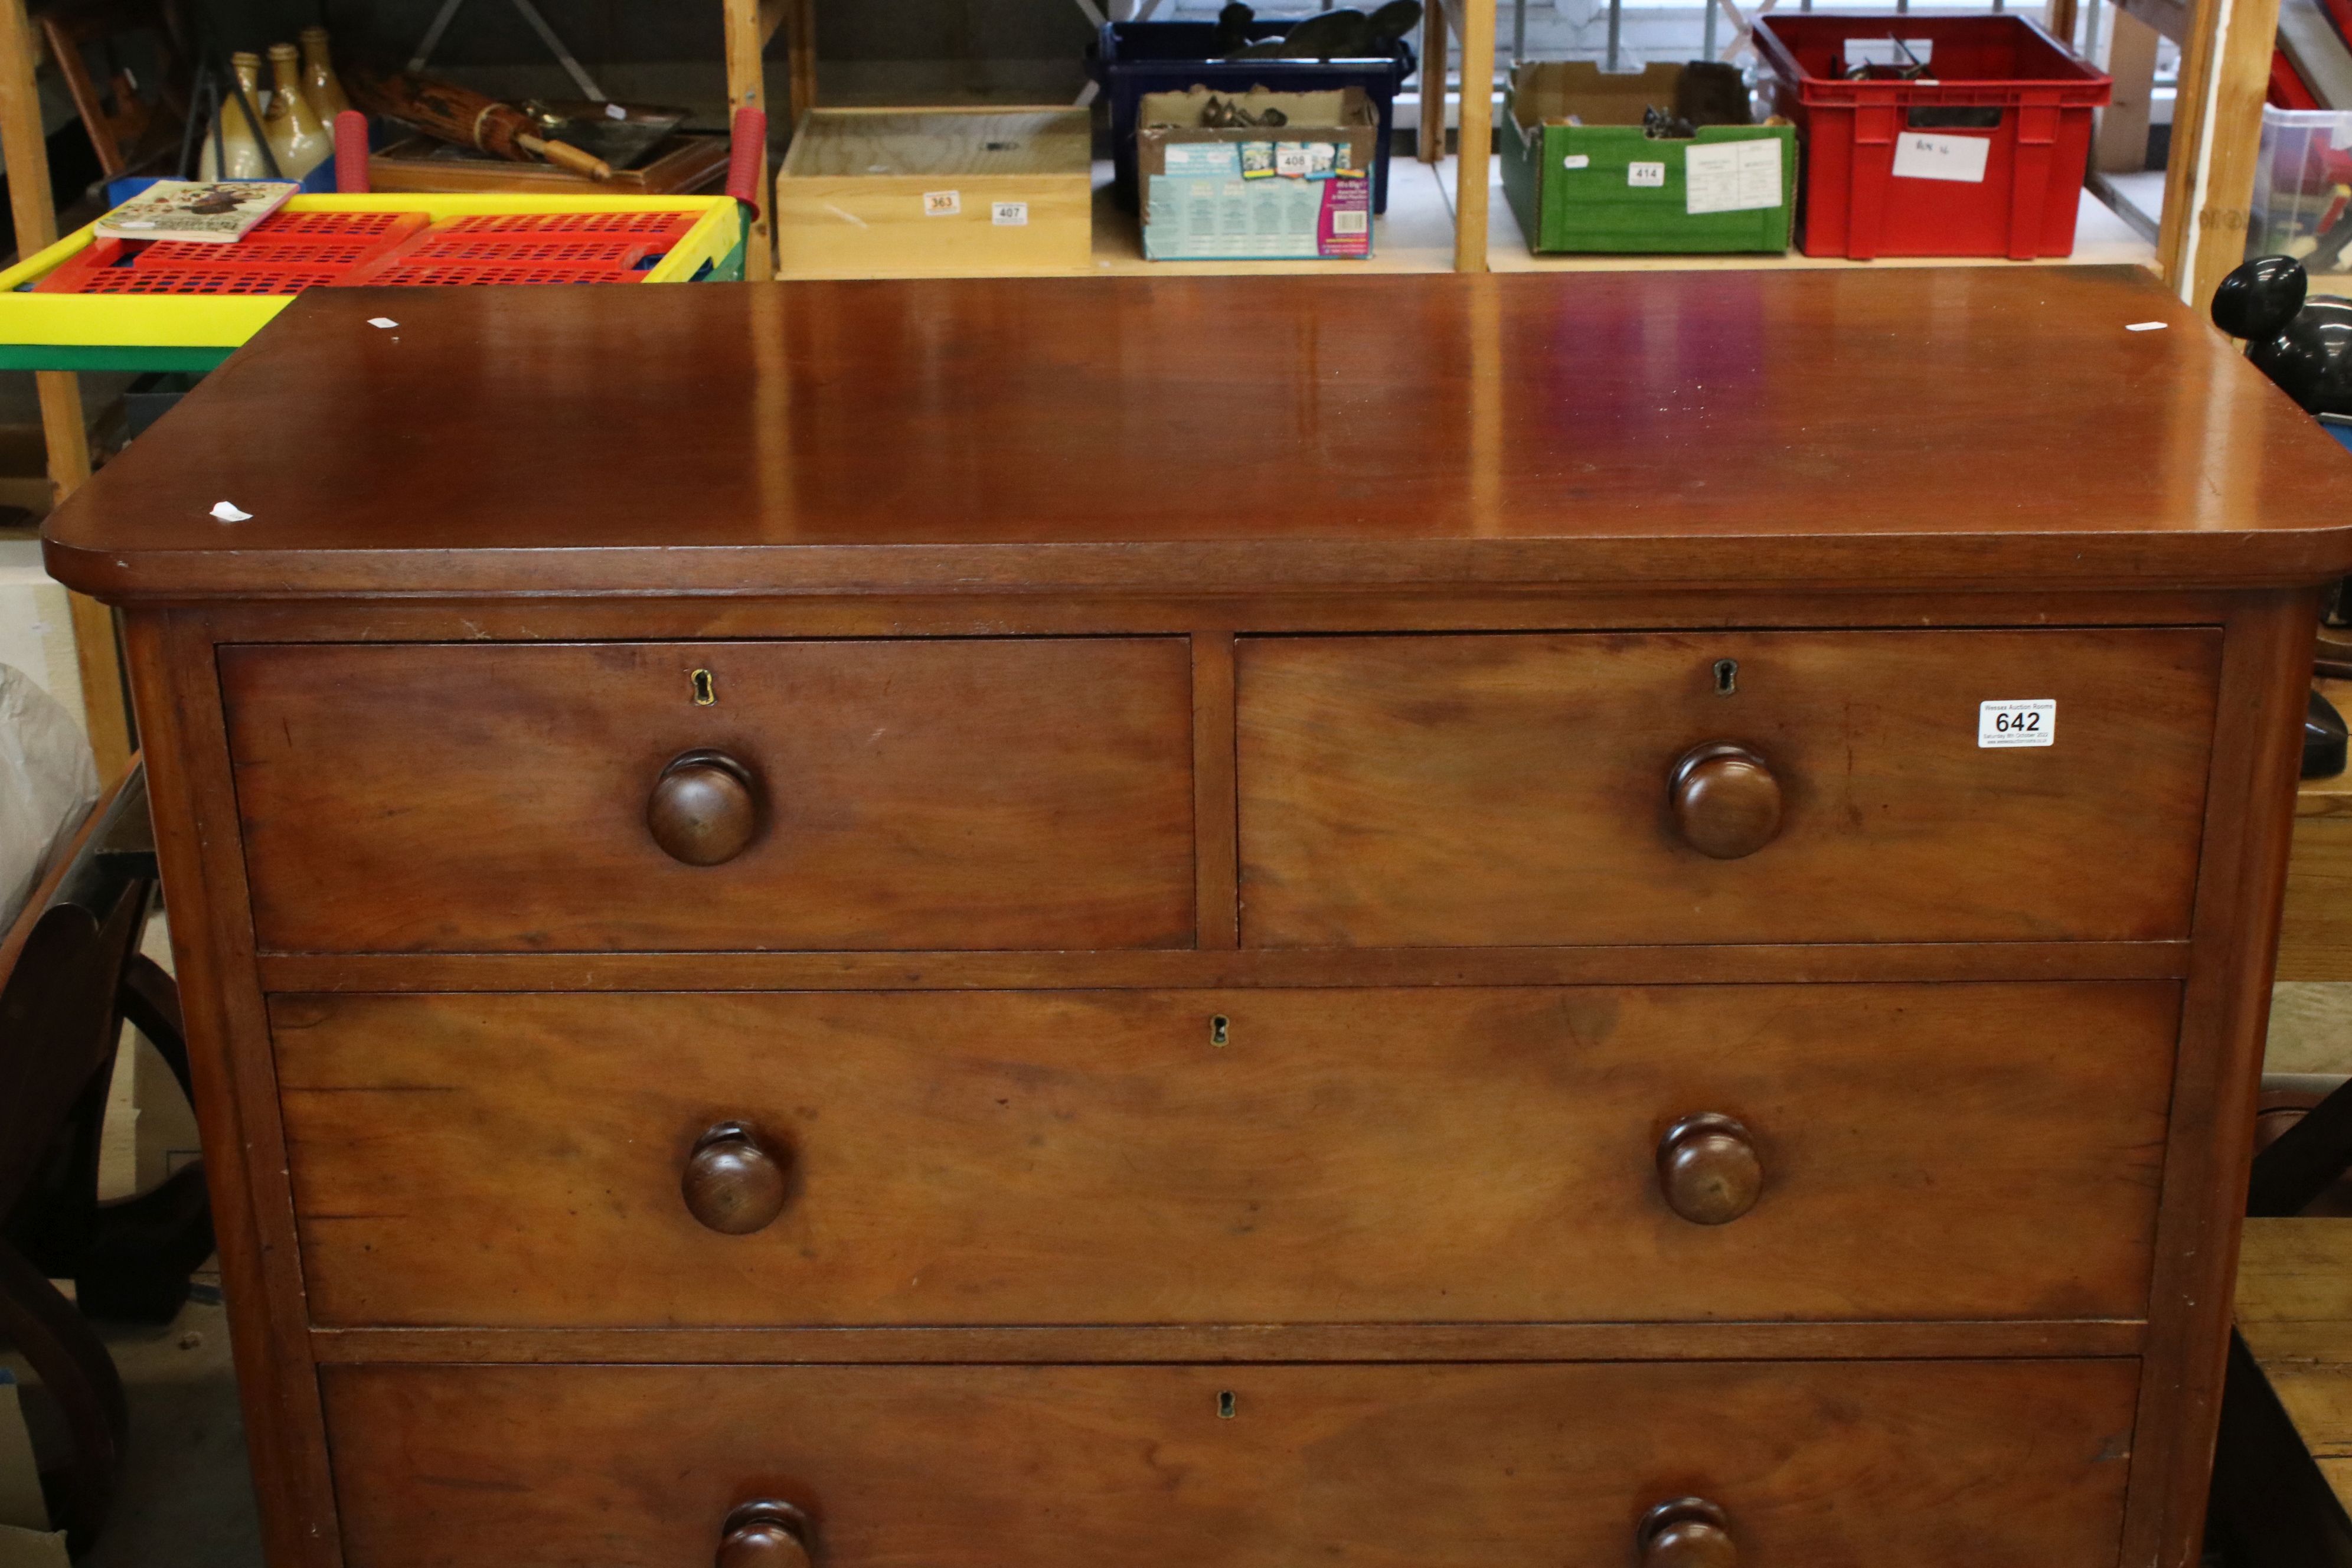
[1090,20,1415,214]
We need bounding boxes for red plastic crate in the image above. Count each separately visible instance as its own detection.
[1755,15,2111,260]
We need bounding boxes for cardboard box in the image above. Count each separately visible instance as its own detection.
[1500,61,1795,254]
[773,107,1092,279]
[1137,87,1377,260]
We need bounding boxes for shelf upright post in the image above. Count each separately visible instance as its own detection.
[0,0,130,780]
[1455,0,1494,270]
[726,0,779,279]
[2159,0,2281,306]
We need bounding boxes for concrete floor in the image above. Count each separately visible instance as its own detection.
[1,1285,260,1568]
[78,1296,259,1568]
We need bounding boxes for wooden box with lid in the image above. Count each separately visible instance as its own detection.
[43,266,2352,1568]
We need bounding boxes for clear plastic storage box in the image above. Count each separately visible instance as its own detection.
[2252,106,2352,276]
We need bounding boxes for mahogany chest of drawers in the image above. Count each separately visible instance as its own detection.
[44,266,2352,1568]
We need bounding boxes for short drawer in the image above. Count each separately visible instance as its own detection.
[221,638,1196,952]
[1236,628,2220,946]
[277,982,2175,1328]
[322,1359,2137,1567]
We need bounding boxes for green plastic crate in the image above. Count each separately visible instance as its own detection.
[1501,61,1796,254]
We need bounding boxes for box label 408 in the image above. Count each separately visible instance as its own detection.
[1978,699,2056,748]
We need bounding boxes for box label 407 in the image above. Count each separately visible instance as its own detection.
[1978,699,2056,748]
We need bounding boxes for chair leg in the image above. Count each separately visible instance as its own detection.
[0,1236,125,1554]
[76,1162,214,1324]
[118,953,189,1102]
[2250,1072,2352,1217]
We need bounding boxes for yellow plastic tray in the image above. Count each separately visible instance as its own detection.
[0,193,742,355]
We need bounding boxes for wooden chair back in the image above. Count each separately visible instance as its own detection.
[35,0,190,181]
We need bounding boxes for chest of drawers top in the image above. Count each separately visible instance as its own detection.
[40,267,2352,1568]
[40,265,2352,604]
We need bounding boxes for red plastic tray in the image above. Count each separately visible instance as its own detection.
[57,265,352,295]
[32,210,431,294]
[139,237,407,269]
[352,259,652,287]
[436,211,697,239]
[237,210,427,240]
[373,235,665,268]
[30,207,693,296]
[341,209,693,286]
[1755,14,2111,260]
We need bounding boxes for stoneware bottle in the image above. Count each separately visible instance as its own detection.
[199,51,272,179]
[299,26,353,122]
[263,41,332,178]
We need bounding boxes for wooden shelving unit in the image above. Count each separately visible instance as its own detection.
[0,0,2292,770]
[722,0,821,282]
[729,0,1500,275]
[0,0,126,783]
[729,0,2245,288]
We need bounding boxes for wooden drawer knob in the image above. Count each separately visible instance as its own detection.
[1639,1498,1736,1568]
[1668,743,1782,860]
[1657,1113,1762,1226]
[648,749,760,866]
[718,1500,812,1568]
[682,1122,789,1236]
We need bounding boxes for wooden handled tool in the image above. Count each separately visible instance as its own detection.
[345,67,613,181]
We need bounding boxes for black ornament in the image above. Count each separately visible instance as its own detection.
[1217,1,1423,60]
[2212,254,2352,419]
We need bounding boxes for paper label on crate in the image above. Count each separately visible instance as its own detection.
[923,190,962,216]
[1846,36,1935,66]
[1684,139,1782,214]
[1978,699,2056,748]
[1891,131,1990,183]
[1562,153,1590,169]
[1628,161,1666,188]
[992,201,1028,226]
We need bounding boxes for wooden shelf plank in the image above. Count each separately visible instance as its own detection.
[1472,153,2160,273]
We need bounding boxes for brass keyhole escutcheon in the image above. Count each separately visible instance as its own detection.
[1210,1015,1230,1047]
[1218,1391,1237,1419]
[1713,658,1738,695]
[691,668,718,706]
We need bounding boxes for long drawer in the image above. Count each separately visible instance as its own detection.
[1236,628,2220,946]
[276,983,2176,1328]
[220,638,1197,953]
[321,1359,2138,1567]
